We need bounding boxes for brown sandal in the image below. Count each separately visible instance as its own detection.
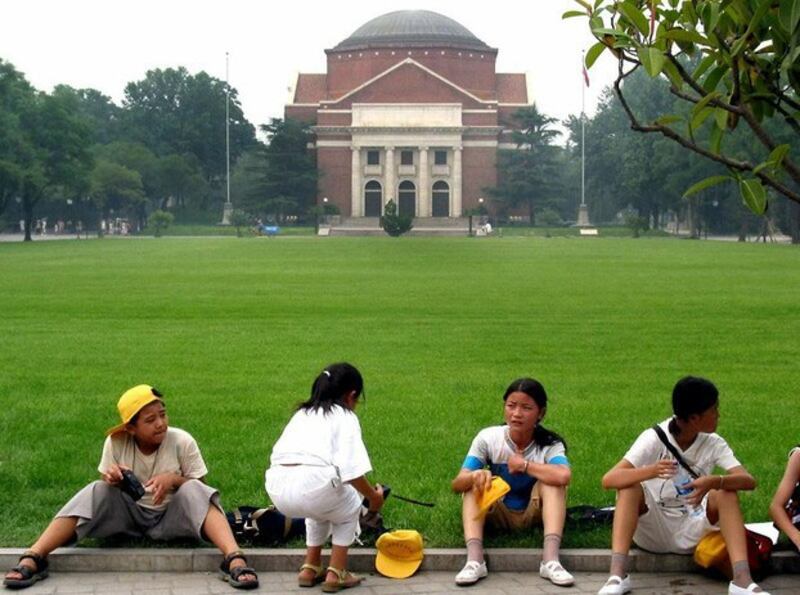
[321,566,362,593]
[3,551,49,589]
[298,563,324,587]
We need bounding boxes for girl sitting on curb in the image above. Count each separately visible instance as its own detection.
[451,378,574,587]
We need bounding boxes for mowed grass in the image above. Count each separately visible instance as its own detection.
[0,236,799,548]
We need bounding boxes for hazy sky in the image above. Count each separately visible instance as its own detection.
[1,0,618,131]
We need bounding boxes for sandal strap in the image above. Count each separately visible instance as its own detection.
[300,563,324,575]
[221,550,248,571]
[230,566,257,581]
[326,566,346,581]
[7,565,35,580]
[19,551,47,571]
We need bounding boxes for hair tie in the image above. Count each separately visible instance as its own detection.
[323,370,331,378]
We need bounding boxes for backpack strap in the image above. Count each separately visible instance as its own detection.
[651,424,699,479]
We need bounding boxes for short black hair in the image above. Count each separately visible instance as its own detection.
[672,376,718,420]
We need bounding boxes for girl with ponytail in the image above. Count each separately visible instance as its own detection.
[451,378,573,587]
[265,363,383,592]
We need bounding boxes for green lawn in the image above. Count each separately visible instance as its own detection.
[0,236,798,548]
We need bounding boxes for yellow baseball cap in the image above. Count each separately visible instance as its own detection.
[105,384,163,436]
[474,476,511,520]
[375,530,424,579]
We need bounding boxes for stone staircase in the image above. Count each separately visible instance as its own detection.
[325,216,470,236]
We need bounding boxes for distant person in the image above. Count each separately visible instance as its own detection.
[3,385,258,591]
[451,378,574,587]
[596,376,765,595]
[769,444,800,552]
[265,363,384,592]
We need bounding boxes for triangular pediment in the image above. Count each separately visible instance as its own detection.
[325,59,492,109]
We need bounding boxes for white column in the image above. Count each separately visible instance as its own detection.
[452,146,463,217]
[351,147,362,217]
[419,147,430,217]
[385,147,395,206]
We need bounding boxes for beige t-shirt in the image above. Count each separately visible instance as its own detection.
[97,427,208,510]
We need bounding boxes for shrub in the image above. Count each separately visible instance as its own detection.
[148,210,175,237]
[230,210,250,238]
[537,208,563,227]
[380,200,413,237]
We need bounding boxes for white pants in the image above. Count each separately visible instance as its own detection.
[265,465,362,547]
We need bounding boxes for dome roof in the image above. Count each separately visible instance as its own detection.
[334,10,491,52]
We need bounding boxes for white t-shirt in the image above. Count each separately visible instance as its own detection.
[624,418,741,509]
[98,427,208,510]
[270,404,372,482]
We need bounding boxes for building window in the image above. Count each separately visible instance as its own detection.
[400,150,414,166]
[398,181,416,218]
[434,150,448,165]
[432,181,450,217]
[367,150,380,165]
[364,180,382,217]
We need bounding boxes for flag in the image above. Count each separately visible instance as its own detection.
[582,64,590,88]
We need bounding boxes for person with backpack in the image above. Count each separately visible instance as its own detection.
[768,445,800,552]
[597,376,766,595]
[3,385,258,590]
[450,378,573,587]
[265,363,384,592]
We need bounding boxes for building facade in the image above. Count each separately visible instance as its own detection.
[285,10,531,219]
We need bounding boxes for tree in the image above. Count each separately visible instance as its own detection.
[52,85,122,145]
[121,67,256,181]
[90,160,145,233]
[490,105,562,225]
[147,209,174,237]
[568,0,800,217]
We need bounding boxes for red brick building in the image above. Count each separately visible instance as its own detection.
[285,10,531,219]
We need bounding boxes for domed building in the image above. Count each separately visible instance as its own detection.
[286,10,531,223]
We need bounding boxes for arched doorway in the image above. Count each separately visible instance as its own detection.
[432,181,450,217]
[398,181,416,218]
[364,180,382,217]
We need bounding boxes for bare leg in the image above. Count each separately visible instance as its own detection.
[461,490,486,562]
[706,490,758,590]
[4,517,78,580]
[201,506,256,584]
[299,546,323,583]
[326,544,360,587]
[609,485,646,577]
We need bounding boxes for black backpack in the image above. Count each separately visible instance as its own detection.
[226,506,305,545]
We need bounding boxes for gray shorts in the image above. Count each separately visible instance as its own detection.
[56,479,222,542]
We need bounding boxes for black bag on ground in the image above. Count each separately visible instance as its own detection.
[226,505,305,545]
[565,505,615,528]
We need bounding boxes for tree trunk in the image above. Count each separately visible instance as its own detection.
[790,201,800,244]
[23,199,34,242]
[687,197,700,238]
[528,200,536,226]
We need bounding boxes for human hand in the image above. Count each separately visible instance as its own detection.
[472,469,492,493]
[145,473,178,505]
[652,459,677,480]
[101,463,129,485]
[368,484,385,512]
[685,476,712,507]
[507,453,528,475]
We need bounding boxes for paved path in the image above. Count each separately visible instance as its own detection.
[8,571,800,595]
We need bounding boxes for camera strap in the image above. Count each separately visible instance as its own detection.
[651,424,698,479]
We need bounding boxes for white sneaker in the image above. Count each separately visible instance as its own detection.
[539,560,575,586]
[454,560,488,586]
[598,574,631,595]
[728,582,770,595]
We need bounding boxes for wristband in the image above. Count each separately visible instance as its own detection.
[719,475,724,490]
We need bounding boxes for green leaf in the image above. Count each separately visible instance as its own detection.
[662,29,710,45]
[709,124,724,154]
[768,144,791,167]
[638,47,665,77]
[693,54,717,80]
[662,59,685,90]
[683,175,732,198]
[693,91,722,115]
[713,107,728,130]
[691,106,713,131]
[779,0,800,34]
[739,178,767,215]
[591,27,634,42]
[620,1,650,36]
[585,41,606,68]
[562,10,587,19]
[702,66,727,93]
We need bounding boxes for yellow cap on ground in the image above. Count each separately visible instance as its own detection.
[375,530,424,579]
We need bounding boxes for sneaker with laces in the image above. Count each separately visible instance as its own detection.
[728,582,770,595]
[454,560,488,586]
[539,560,574,586]
[598,574,631,595]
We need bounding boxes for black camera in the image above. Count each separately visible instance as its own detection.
[119,469,146,501]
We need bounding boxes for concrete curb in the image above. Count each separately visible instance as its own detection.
[2,548,799,574]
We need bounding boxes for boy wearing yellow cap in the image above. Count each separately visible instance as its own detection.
[3,385,258,591]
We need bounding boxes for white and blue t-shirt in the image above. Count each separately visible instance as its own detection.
[461,425,569,511]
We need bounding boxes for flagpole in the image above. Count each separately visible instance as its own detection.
[581,50,586,208]
[221,51,233,224]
